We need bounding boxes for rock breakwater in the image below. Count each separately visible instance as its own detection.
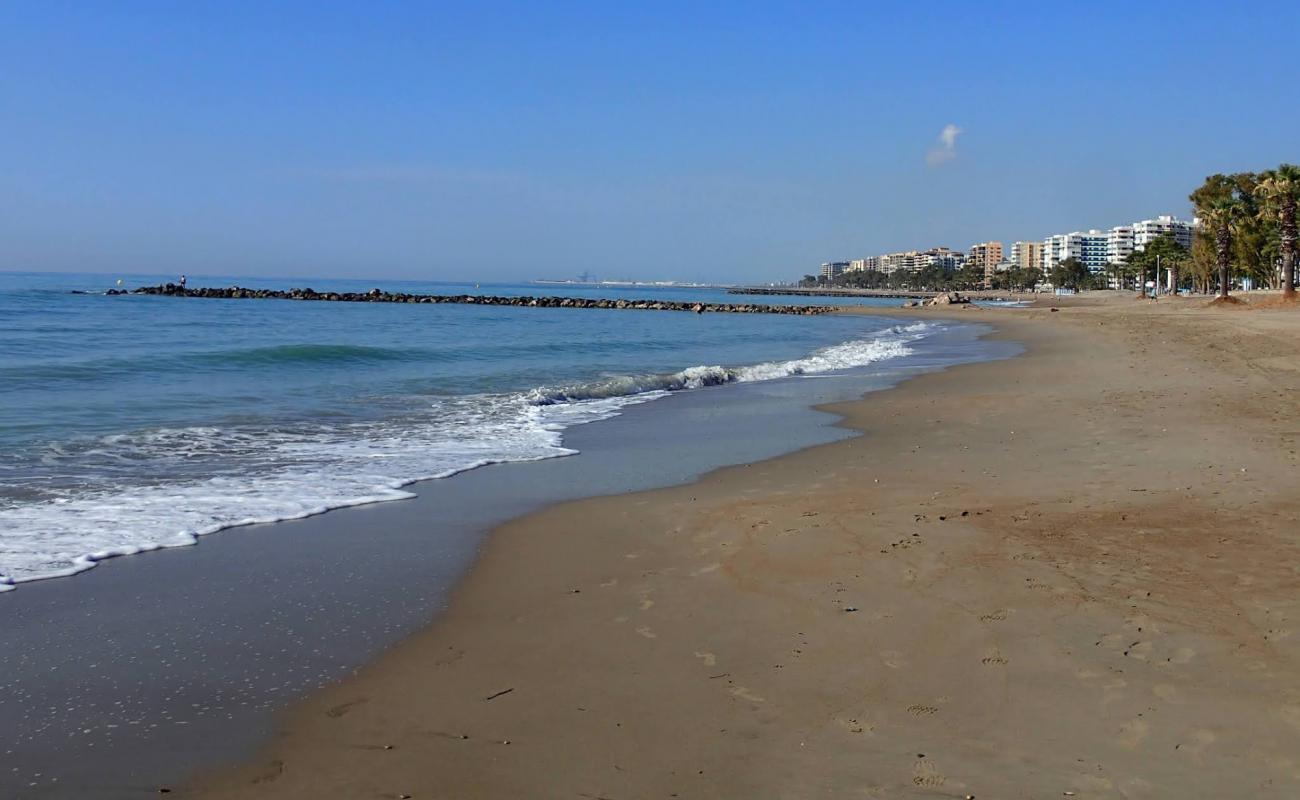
[121,285,835,315]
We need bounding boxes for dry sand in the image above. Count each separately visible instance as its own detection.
[186,294,1300,799]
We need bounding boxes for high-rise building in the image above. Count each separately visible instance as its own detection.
[924,247,966,271]
[1133,215,1196,250]
[1041,234,1067,273]
[1010,241,1042,271]
[820,261,848,279]
[1042,230,1108,275]
[876,251,923,274]
[1107,226,1134,265]
[967,241,1004,284]
[846,256,884,273]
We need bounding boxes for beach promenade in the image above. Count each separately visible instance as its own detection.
[187,295,1300,798]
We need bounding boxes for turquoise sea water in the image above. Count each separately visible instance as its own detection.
[0,271,934,590]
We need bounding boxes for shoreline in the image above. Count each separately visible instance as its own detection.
[1,313,1009,798]
[185,296,1300,798]
[0,293,921,593]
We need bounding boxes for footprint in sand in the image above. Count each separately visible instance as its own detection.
[1183,727,1217,755]
[1279,705,1300,730]
[729,686,765,703]
[1118,718,1149,749]
[911,760,946,787]
[325,698,367,718]
[248,760,285,785]
[906,704,939,717]
[1169,646,1196,664]
[638,597,655,610]
[1153,684,1180,702]
[694,651,717,667]
[1125,641,1153,660]
[636,626,657,639]
[979,609,1009,622]
[692,563,722,576]
[836,717,874,735]
[880,650,907,669]
[981,650,1008,666]
[600,578,619,588]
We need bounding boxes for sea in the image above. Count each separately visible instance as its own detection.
[0,271,971,592]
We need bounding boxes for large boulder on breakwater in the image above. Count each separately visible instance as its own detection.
[923,292,970,307]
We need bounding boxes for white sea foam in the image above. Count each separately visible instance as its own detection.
[0,322,939,590]
[528,323,932,405]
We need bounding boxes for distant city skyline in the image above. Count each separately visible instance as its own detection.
[3,1,1298,283]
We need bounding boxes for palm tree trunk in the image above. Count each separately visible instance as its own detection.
[1282,196,1296,299]
[1216,226,1232,297]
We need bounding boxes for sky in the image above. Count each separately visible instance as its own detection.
[2,1,1298,284]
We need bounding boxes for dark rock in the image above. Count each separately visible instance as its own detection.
[130,285,836,316]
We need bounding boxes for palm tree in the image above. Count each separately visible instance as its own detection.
[1201,197,1247,297]
[1127,248,1153,297]
[1254,164,1300,300]
[1191,174,1252,298]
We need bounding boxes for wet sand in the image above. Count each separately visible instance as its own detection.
[187,295,1300,798]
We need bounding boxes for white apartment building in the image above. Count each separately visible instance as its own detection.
[1133,215,1196,250]
[1107,226,1134,265]
[846,256,884,273]
[842,247,966,277]
[820,262,847,279]
[1042,230,1108,274]
[1105,216,1197,265]
[924,247,966,271]
[1041,234,1067,272]
[878,251,925,274]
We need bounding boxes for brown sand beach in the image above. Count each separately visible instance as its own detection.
[187,294,1300,798]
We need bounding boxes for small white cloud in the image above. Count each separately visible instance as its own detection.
[925,123,963,167]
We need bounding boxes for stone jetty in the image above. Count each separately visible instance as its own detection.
[121,285,835,315]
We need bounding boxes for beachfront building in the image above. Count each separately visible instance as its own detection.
[1107,225,1134,265]
[967,241,1003,285]
[1041,234,1066,273]
[876,251,922,274]
[1042,230,1108,275]
[846,256,885,273]
[1133,215,1196,250]
[1010,241,1042,271]
[837,247,967,278]
[1105,216,1197,266]
[923,247,966,271]
[820,261,848,279]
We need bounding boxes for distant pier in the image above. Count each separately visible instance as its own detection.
[122,285,836,315]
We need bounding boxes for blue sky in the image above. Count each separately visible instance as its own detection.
[3,1,1298,283]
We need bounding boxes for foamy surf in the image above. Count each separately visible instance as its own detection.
[528,322,932,405]
[0,321,940,591]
